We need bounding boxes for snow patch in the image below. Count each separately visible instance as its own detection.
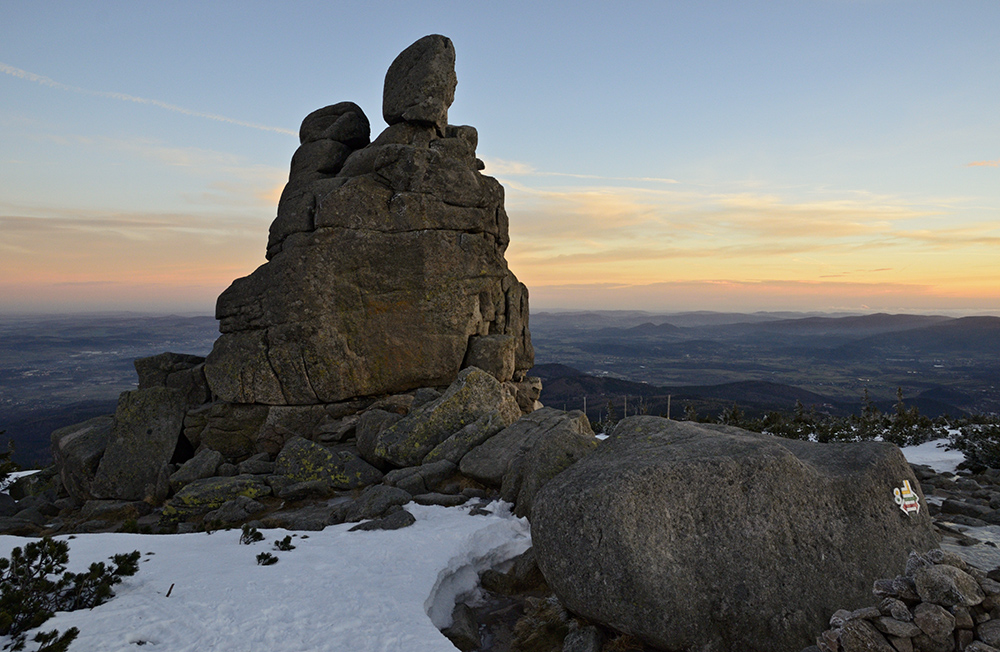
[0,502,531,652]
[901,438,966,474]
[421,503,530,628]
[1,469,40,493]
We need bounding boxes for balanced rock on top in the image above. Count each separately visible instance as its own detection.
[204,34,533,405]
[382,34,457,135]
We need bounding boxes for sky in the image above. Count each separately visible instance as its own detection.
[1,1,998,315]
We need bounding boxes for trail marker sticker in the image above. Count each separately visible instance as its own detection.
[894,480,920,516]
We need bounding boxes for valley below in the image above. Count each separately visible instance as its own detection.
[1,310,998,465]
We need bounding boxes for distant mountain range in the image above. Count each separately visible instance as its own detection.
[1,310,997,466]
[530,363,968,423]
[529,311,1000,421]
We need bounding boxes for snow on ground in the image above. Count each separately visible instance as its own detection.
[0,502,530,652]
[901,438,966,474]
[0,469,39,492]
[0,439,973,650]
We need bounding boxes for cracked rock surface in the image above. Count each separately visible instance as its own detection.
[204,34,532,405]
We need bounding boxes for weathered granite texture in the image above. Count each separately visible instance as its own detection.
[531,417,940,652]
[204,34,532,405]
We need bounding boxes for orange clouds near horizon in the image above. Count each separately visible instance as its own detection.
[0,208,269,314]
[2,163,997,316]
[526,279,1000,315]
[496,170,999,314]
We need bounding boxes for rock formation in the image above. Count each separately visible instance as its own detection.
[203,34,532,405]
[530,416,940,652]
[809,548,1000,652]
[31,35,552,532]
[22,33,967,652]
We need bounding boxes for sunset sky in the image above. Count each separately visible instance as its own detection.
[2,2,998,315]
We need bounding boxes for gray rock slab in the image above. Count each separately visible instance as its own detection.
[460,407,592,488]
[373,367,520,467]
[356,409,403,466]
[170,448,223,491]
[260,504,340,531]
[348,508,415,532]
[163,475,271,519]
[442,603,480,651]
[274,436,382,489]
[134,352,205,389]
[563,626,603,652]
[91,387,187,501]
[499,409,597,518]
[340,485,411,523]
[411,492,466,507]
[277,479,331,501]
[183,402,268,461]
[50,415,113,502]
[205,495,266,525]
[384,459,455,495]
[422,412,508,466]
[530,416,940,652]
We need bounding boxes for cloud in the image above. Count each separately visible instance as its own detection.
[482,157,678,184]
[41,133,246,168]
[527,279,1000,313]
[505,182,943,257]
[1,62,295,136]
[967,160,999,167]
[28,132,287,211]
[496,171,999,302]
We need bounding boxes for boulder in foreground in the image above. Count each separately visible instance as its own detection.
[531,416,940,652]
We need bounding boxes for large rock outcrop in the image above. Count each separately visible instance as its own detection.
[530,417,940,652]
[203,34,532,405]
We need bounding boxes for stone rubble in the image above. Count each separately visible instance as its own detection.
[807,548,1000,652]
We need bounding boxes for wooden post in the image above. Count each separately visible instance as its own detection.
[667,394,672,419]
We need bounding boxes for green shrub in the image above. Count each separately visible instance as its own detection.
[0,537,140,651]
[239,524,263,545]
[255,552,278,566]
[949,423,1000,470]
[273,536,295,552]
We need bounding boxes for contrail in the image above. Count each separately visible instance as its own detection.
[1,62,296,136]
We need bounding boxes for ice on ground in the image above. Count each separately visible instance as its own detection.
[939,523,1000,571]
[901,438,966,474]
[0,502,530,652]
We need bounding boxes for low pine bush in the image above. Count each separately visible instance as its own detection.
[239,525,263,545]
[949,423,1000,470]
[273,536,295,552]
[0,537,139,651]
